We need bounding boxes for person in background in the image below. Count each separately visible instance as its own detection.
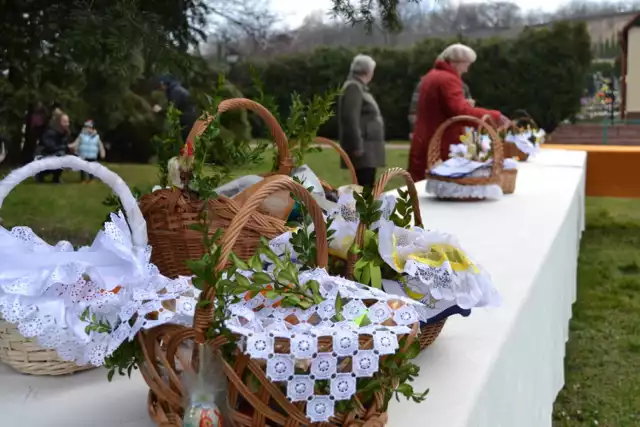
[409,44,509,183]
[408,80,475,140]
[338,54,386,190]
[68,119,106,182]
[35,112,71,183]
[153,75,198,143]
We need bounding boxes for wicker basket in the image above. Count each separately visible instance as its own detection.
[425,115,505,201]
[500,116,540,162]
[478,116,517,195]
[0,320,92,375]
[0,155,149,375]
[139,98,294,278]
[500,169,518,195]
[313,136,358,189]
[139,176,418,427]
[344,168,444,349]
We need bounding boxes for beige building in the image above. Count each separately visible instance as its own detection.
[467,10,639,54]
[621,14,640,119]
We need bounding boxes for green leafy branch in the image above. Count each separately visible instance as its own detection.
[351,188,415,288]
[357,338,429,411]
[389,188,415,229]
[80,307,143,382]
[350,189,385,288]
[286,177,336,269]
[152,103,183,187]
[227,238,324,310]
[250,68,339,169]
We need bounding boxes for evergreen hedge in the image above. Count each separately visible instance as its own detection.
[229,21,592,139]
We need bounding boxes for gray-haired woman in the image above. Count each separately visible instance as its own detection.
[338,54,385,189]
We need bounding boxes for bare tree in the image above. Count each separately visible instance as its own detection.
[205,0,281,57]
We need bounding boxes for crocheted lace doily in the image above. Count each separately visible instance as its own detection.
[0,212,199,366]
[226,268,420,423]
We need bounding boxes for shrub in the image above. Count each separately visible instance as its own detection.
[230,21,592,138]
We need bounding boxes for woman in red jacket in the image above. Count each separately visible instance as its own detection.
[408,44,508,183]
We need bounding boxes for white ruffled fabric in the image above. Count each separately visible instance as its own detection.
[427,158,518,200]
[377,220,501,311]
[0,212,199,366]
[504,133,539,157]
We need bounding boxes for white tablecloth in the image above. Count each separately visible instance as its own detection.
[0,150,586,427]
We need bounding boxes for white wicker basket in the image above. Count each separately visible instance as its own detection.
[0,155,147,375]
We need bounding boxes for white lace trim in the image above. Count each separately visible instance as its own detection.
[377,220,501,311]
[426,179,503,200]
[0,211,199,366]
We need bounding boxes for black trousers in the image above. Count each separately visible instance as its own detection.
[355,167,376,190]
[36,169,62,183]
[80,158,97,181]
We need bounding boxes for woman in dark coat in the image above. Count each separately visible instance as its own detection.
[338,54,386,189]
[409,44,508,183]
[35,112,71,183]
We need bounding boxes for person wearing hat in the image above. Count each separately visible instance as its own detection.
[69,119,106,182]
[153,75,198,143]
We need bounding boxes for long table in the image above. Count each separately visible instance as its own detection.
[0,149,586,427]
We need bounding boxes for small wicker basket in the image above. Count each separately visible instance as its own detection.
[140,176,418,427]
[0,155,148,375]
[425,115,505,201]
[500,116,540,162]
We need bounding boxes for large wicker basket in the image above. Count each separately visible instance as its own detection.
[139,176,418,427]
[139,98,294,278]
[0,320,91,375]
[140,101,359,279]
[0,155,149,375]
[425,115,505,201]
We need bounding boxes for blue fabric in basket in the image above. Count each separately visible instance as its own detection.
[421,304,471,325]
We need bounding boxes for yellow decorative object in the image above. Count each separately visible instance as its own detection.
[410,244,480,274]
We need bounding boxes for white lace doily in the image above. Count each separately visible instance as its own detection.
[226,268,420,423]
[377,220,501,310]
[0,212,199,366]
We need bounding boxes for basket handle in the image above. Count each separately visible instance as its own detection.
[0,156,147,247]
[185,98,294,175]
[512,116,538,129]
[497,121,520,135]
[216,175,328,271]
[189,176,329,341]
[346,167,422,280]
[313,137,358,185]
[427,115,504,179]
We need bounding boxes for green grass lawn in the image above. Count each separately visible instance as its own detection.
[553,197,640,427]
[2,148,638,425]
[0,148,408,244]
